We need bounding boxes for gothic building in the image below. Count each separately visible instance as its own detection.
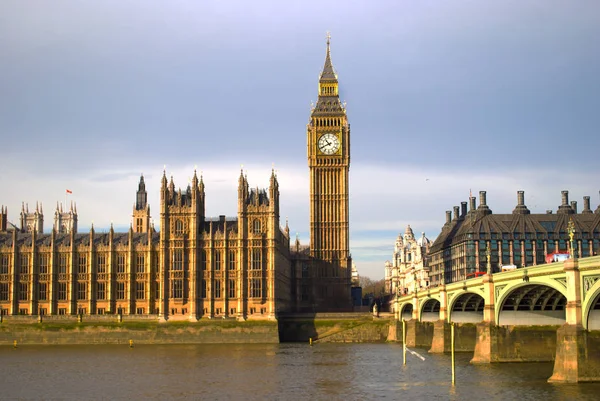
[429,190,600,286]
[384,225,431,297]
[0,171,292,320]
[0,37,354,318]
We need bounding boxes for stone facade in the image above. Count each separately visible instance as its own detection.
[384,225,431,297]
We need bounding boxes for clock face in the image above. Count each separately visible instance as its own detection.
[318,133,340,155]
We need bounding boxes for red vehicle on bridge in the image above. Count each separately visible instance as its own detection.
[545,252,570,264]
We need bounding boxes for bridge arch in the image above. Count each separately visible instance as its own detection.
[496,281,567,326]
[420,298,440,322]
[448,291,485,323]
[583,280,600,330]
[399,302,413,321]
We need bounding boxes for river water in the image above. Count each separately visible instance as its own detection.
[1,343,599,400]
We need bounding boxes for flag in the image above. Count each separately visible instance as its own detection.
[66,189,72,194]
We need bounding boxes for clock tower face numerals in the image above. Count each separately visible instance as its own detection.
[318,133,340,155]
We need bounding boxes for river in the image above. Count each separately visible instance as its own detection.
[1,343,599,400]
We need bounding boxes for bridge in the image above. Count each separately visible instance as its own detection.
[394,255,600,383]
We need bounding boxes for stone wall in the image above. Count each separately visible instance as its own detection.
[0,320,280,345]
[278,317,391,343]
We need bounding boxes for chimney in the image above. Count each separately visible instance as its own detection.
[546,210,553,214]
[582,196,592,214]
[512,190,530,215]
[453,206,460,221]
[557,190,574,214]
[445,211,452,225]
[460,202,467,218]
[571,201,578,214]
[469,197,476,212]
[476,191,492,215]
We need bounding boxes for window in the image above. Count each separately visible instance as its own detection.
[58,308,67,315]
[0,255,8,274]
[136,254,145,273]
[175,219,184,235]
[20,254,29,274]
[38,283,47,300]
[57,282,67,300]
[38,254,49,274]
[0,283,8,301]
[97,254,107,273]
[77,282,87,300]
[136,307,145,315]
[58,254,68,274]
[228,250,236,270]
[251,249,262,270]
[116,282,125,300]
[136,218,143,233]
[201,279,207,298]
[173,249,183,271]
[97,282,106,300]
[78,255,87,274]
[215,251,221,271]
[19,282,29,301]
[250,279,261,298]
[117,254,126,273]
[214,279,221,298]
[136,282,145,300]
[171,279,183,299]
[202,250,207,270]
[228,279,236,298]
[253,219,261,234]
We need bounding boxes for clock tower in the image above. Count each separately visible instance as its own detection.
[307,35,352,311]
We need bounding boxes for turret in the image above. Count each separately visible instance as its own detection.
[133,174,151,233]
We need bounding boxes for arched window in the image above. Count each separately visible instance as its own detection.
[175,219,184,235]
[253,219,261,234]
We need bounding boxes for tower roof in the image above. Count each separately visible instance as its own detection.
[319,33,337,82]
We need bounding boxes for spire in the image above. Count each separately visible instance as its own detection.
[320,32,337,82]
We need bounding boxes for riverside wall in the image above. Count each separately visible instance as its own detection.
[0,316,280,345]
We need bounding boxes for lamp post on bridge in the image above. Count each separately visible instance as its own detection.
[567,218,576,259]
[486,243,491,275]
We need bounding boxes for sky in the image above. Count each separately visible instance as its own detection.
[1,1,599,280]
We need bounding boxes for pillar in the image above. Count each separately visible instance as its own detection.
[471,273,497,363]
[548,258,600,383]
[430,285,449,353]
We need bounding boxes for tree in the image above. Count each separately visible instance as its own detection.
[359,276,386,297]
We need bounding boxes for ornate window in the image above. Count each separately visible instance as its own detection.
[57,282,67,300]
[228,250,236,270]
[228,279,236,298]
[253,219,261,234]
[19,282,29,301]
[215,251,221,271]
[136,282,145,300]
[97,282,106,300]
[175,219,184,235]
[38,254,49,274]
[251,249,262,270]
[58,254,68,274]
[214,279,221,298]
[38,283,47,301]
[78,255,87,274]
[20,254,29,274]
[0,283,9,301]
[173,249,183,271]
[77,282,87,300]
[250,279,261,298]
[136,254,145,273]
[97,254,106,274]
[116,254,126,273]
[116,282,125,300]
[171,279,183,299]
